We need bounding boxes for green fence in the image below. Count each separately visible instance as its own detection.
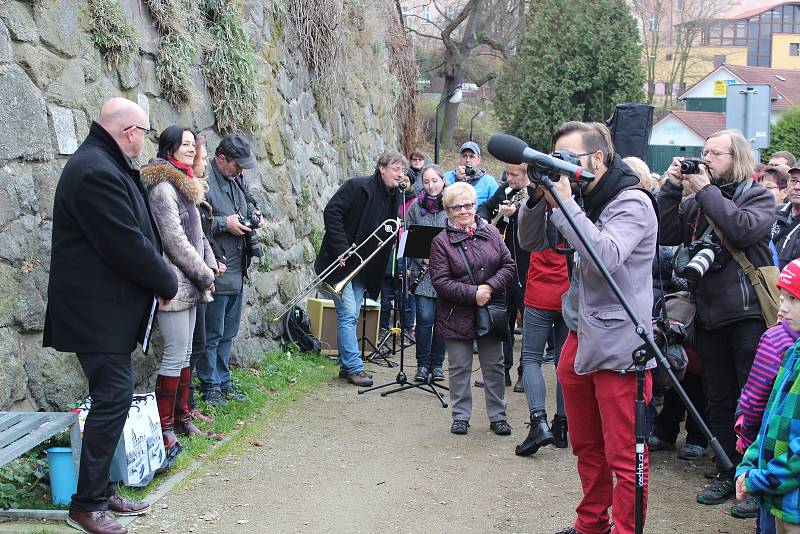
[646,145,703,174]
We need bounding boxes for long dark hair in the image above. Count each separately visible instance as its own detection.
[157,125,195,160]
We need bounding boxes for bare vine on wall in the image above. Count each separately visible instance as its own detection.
[385,3,419,156]
[286,0,345,87]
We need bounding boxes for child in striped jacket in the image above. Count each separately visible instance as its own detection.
[736,258,800,534]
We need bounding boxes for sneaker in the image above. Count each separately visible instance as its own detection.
[403,329,415,347]
[345,370,373,387]
[677,443,706,461]
[339,368,373,379]
[730,494,759,518]
[474,378,484,388]
[431,367,445,381]
[647,435,675,451]
[450,419,469,434]
[221,383,247,401]
[201,390,228,408]
[107,493,151,516]
[696,474,735,505]
[490,419,512,435]
[413,366,428,382]
[555,528,610,534]
[513,375,524,393]
[543,350,555,364]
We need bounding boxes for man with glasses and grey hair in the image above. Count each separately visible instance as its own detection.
[44,97,178,533]
[660,129,775,514]
[314,151,404,386]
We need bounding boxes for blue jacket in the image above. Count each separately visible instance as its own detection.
[444,169,498,208]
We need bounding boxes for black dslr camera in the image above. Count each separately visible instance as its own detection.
[674,235,723,283]
[239,208,264,259]
[464,165,477,177]
[680,158,704,175]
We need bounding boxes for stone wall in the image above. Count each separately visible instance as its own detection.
[0,0,400,410]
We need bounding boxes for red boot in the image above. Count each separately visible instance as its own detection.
[174,367,204,437]
[155,374,183,453]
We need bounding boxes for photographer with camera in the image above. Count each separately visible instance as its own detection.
[445,141,498,208]
[198,134,262,405]
[518,121,657,534]
[659,129,776,508]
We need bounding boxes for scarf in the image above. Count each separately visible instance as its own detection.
[168,155,194,178]
[582,154,640,222]
[448,217,477,237]
[417,190,444,216]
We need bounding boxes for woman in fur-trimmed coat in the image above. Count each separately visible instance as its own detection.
[141,126,217,467]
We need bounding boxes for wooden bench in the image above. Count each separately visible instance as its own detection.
[0,411,82,520]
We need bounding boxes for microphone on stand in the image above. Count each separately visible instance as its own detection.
[488,133,595,182]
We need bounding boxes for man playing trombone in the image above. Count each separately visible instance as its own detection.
[314,151,405,386]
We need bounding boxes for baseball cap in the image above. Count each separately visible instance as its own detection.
[777,258,800,300]
[218,134,256,169]
[789,165,800,174]
[459,141,480,156]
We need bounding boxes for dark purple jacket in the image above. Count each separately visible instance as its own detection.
[429,217,515,340]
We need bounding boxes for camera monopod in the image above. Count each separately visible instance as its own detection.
[488,133,732,534]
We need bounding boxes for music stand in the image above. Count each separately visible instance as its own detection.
[359,224,449,407]
[359,294,395,367]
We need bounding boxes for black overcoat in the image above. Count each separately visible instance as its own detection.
[43,122,178,354]
[314,171,400,298]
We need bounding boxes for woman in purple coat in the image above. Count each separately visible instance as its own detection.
[429,182,516,435]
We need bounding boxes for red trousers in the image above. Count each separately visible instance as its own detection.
[556,331,652,534]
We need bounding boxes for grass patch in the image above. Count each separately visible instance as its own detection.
[117,350,336,501]
[155,32,195,106]
[87,0,140,68]
[1,351,335,509]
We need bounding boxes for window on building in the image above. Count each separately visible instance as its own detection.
[791,43,800,56]
[714,54,726,67]
[665,52,673,61]
[648,13,658,31]
[675,0,684,10]
[421,5,430,23]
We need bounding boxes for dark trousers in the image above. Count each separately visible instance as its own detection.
[696,318,766,473]
[502,281,524,374]
[189,303,207,408]
[73,353,133,512]
[652,371,708,447]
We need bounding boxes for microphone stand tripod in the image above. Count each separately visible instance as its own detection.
[535,173,732,534]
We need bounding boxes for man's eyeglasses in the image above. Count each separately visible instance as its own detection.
[702,149,732,158]
[789,177,800,186]
[447,202,476,212]
[124,125,156,135]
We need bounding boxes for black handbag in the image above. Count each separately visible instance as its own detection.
[457,246,509,340]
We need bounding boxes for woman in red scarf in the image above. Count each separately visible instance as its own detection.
[141,126,219,469]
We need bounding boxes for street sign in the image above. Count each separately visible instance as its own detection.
[725,84,771,149]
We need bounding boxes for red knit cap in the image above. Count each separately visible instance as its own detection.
[777,258,800,300]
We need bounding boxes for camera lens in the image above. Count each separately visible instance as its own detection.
[680,160,701,175]
[685,247,715,282]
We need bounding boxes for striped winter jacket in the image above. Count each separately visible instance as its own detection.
[737,321,800,450]
[736,339,800,525]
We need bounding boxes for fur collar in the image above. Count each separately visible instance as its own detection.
[141,160,204,204]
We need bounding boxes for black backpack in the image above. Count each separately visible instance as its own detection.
[281,306,321,354]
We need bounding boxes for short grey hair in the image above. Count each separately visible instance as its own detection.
[376,150,407,170]
[442,182,477,209]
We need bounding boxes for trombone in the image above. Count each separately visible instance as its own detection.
[271,218,401,321]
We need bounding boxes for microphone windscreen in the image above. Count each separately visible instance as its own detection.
[487,133,528,164]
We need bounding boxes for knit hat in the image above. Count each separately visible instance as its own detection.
[777,258,800,299]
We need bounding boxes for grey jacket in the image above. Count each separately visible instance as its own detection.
[518,189,657,374]
[141,161,216,312]
[405,199,448,298]
[205,159,259,294]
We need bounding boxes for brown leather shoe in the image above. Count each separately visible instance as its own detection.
[107,493,151,516]
[67,510,127,533]
[345,370,373,387]
[190,407,214,425]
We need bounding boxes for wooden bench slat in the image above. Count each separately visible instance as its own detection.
[0,412,25,432]
[0,421,74,468]
[0,415,51,449]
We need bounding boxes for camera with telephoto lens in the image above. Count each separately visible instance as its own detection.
[528,149,583,183]
[675,235,723,283]
[239,209,264,259]
[464,165,476,177]
[680,158,704,175]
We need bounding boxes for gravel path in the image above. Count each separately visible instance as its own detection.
[129,346,754,534]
